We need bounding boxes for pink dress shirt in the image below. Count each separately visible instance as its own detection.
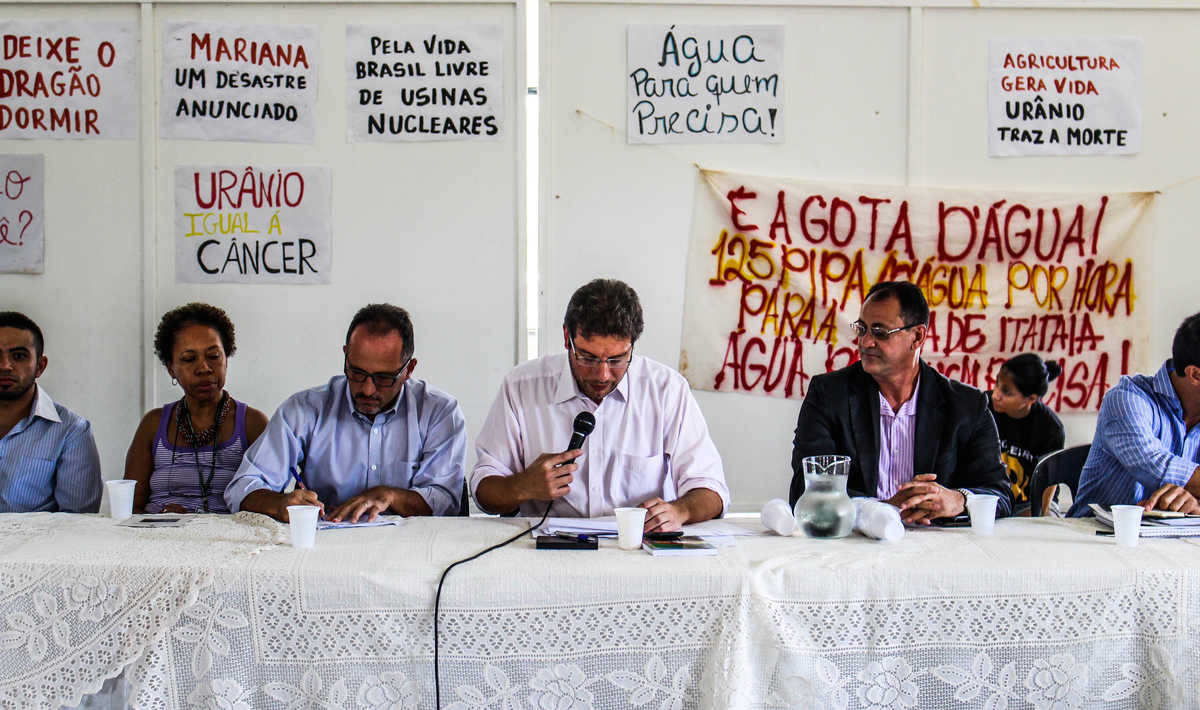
[876,383,918,500]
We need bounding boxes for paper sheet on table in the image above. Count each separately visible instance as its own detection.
[119,515,191,528]
[317,517,404,531]
[536,517,756,538]
[1089,504,1200,537]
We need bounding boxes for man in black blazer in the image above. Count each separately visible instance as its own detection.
[790,281,1011,523]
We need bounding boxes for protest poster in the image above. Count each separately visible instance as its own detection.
[0,21,136,139]
[161,21,318,143]
[627,24,783,144]
[681,169,1154,412]
[346,24,503,141]
[989,37,1142,157]
[175,165,331,284]
[0,154,43,273]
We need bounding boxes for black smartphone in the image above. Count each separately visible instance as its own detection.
[644,530,685,541]
[931,515,972,527]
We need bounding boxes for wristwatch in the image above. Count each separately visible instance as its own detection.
[956,489,971,511]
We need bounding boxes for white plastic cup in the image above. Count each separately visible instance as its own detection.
[105,480,136,519]
[614,507,647,550]
[966,494,999,536]
[852,498,905,543]
[1111,505,1144,547]
[761,498,798,536]
[287,505,320,549]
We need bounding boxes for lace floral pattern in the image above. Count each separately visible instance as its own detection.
[1,515,1198,709]
[857,657,919,710]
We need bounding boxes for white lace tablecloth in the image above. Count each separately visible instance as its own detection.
[0,513,1197,709]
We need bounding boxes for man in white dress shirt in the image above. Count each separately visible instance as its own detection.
[472,279,728,531]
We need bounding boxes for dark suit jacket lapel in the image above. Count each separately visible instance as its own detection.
[913,361,945,477]
[850,367,882,495]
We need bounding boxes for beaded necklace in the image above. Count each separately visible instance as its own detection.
[170,392,229,512]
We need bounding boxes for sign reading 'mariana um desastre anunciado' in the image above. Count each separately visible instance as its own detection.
[161,21,318,144]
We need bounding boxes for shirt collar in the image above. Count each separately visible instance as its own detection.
[29,384,61,424]
[878,375,919,417]
[340,375,405,422]
[552,352,633,405]
[1155,360,1183,416]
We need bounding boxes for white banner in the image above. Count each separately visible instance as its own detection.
[346,24,503,142]
[681,169,1155,412]
[161,22,318,144]
[0,154,44,273]
[627,24,783,144]
[989,37,1142,157]
[0,21,137,139]
[175,165,331,284]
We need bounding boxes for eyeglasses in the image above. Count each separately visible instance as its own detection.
[850,321,921,341]
[344,354,412,388]
[568,339,632,371]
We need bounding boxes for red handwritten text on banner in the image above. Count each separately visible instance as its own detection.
[680,170,1153,412]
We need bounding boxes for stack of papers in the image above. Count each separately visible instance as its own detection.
[537,517,618,537]
[534,517,755,539]
[642,537,718,556]
[1089,504,1200,537]
[317,518,404,531]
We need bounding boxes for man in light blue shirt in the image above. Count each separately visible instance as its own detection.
[0,312,101,513]
[1070,313,1200,516]
[225,304,466,522]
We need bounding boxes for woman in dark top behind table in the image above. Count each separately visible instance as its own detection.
[988,353,1066,514]
[124,303,268,513]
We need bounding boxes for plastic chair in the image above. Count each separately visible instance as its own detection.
[1028,444,1090,516]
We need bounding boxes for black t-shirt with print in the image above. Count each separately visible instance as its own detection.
[987,397,1066,506]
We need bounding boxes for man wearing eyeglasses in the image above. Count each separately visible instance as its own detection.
[790,281,1012,524]
[225,304,466,522]
[471,279,729,531]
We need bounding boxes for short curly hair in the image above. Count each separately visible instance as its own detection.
[563,279,644,343]
[154,303,236,368]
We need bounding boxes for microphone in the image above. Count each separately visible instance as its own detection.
[563,411,596,464]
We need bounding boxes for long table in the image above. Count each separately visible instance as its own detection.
[0,512,1197,709]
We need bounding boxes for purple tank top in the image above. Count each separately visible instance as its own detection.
[147,399,248,513]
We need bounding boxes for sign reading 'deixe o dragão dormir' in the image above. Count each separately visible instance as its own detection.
[161,21,319,144]
[175,165,331,284]
[627,24,783,144]
[345,24,503,142]
[0,20,137,139]
[989,37,1142,157]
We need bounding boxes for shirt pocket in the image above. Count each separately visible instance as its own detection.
[612,452,666,506]
[385,459,419,486]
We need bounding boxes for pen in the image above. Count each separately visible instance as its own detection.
[288,468,324,520]
[554,532,594,542]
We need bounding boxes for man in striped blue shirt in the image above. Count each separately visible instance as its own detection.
[1070,313,1200,516]
[0,312,102,513]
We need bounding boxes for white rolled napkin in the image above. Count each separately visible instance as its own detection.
[760,498,798,536]
[852,498,904,542]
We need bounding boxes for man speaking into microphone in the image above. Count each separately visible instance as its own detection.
[471,279,728,531]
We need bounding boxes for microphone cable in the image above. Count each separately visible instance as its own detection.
[432,501,552,709]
